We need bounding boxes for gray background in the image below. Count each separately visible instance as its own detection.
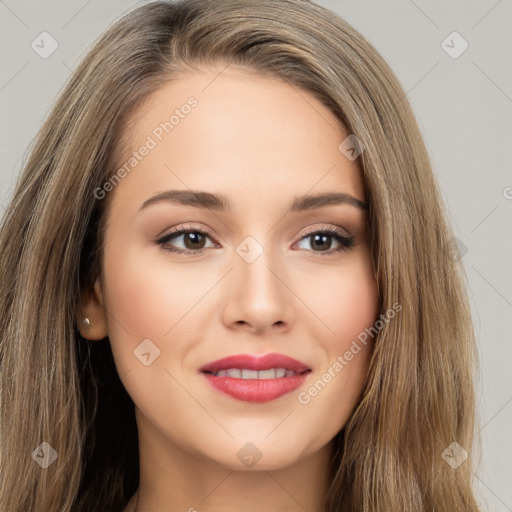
[1,0,510,510]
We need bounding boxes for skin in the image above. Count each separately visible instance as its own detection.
[80,66,381,512]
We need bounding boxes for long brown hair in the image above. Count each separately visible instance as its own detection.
[0,1,481,510]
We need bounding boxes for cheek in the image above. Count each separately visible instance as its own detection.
[103,241,212,338]
[301,254,380,348]
[100,241,201,378]
[330,271,380,345]
[294,255,379,421]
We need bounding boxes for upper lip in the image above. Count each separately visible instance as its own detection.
[199,353,311,374]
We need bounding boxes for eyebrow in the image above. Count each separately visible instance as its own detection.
[139,189,368,212]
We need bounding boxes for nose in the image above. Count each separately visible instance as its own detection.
[221,248,295,335]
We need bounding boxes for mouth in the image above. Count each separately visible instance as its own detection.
[199,353,312,403]
[202,368,310,379]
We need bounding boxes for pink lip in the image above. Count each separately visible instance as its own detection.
[199,353,311,373]
[202,373,310,403]
[199,353,312,403]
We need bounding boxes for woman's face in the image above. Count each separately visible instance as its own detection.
[88,67,380,471]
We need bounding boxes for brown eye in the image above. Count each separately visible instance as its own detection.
[181,232,207,250]
[156,227,217,254]
[310,233,333,251]
[295,228,354,256]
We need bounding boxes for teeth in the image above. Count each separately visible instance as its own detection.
[241,369,259,379]
[227,369,242,378]
[257,369,276,379]
[213,368,299,379]
[215,369,235,378]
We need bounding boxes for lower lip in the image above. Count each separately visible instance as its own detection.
[201,372,310,403]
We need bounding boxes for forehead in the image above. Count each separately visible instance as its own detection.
[109,68,365,213]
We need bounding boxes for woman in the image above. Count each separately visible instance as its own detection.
[0,0,481,510]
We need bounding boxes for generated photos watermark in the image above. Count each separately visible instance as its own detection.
[94,96,198,200]
[297,301,402,405]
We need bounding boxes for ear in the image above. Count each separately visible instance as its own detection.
[77,278,108,340]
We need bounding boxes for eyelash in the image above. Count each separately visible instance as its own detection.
[156,225,355,257]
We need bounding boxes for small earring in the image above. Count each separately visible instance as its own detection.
[83,318,92,328]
